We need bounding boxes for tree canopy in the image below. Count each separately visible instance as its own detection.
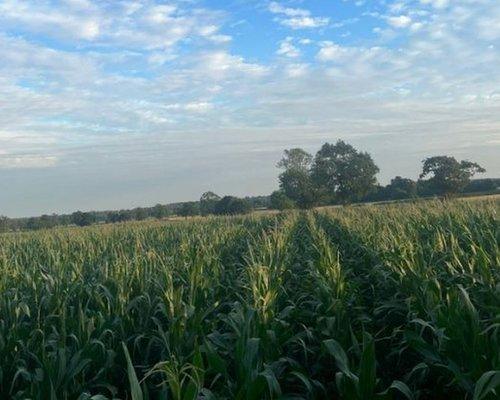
[71,211,96,227]
[420,156,485,196]
[311,141,380,203]
[200,191,221,215]
[270,190,296,210]
[279,168,317,208]
[276,141,380,207]
[214,196,252,215]
[386,176,417,200]
[277,148,313,172]
[178,202,200,217]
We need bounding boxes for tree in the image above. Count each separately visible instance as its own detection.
[416,179,436,197]
[38,214,58,229]
[0,216,9,232]
[71,211,96,227]
[386,176,417,200]
[277,148,316,208]
[107,211,121,223]
[419,156,485,196]
[152,204,169,219]
[200,191,221,216]
[178,202,200,217]
[311,140,379,204]
[463,178,500,194]
[214,196,252,215]
[270,190,296,210]
[277,148,313,172]
[278,168,317,208]
[132,207,147,221]
[279,169,316,208]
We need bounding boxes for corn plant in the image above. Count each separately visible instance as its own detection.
[0,199,498,399]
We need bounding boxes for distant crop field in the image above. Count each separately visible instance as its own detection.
[1,199,498,399]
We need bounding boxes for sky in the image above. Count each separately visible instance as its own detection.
[0,0,499,217]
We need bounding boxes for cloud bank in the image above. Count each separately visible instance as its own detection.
[0,0,499,216]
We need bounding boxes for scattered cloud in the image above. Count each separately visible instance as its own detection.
[0,0,499,215]
[269,2,329,29]
[420,0,450,10]
[200,51,269,78]
[164,102,214,113]
[388,15,412,28]
[277,37,301,58]
[0,154,58,169]
[0,0,227,49]
[285,63,309,78]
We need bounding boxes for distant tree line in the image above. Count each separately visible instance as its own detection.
[0,195,267,232]
[270,141,492,210]
[0,140,496,232]
[177,193,260,217]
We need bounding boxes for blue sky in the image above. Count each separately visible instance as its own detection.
[0,0,499,217]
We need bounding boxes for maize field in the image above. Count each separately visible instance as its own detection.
[0,199,499,399]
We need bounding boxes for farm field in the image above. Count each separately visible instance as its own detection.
[0,199,499,399]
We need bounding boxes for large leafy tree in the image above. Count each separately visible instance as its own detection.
[277,148,316,208]
[277,148,313,172]
[419,156,485,196]
[311,140,379,203]
[200,191,221,215]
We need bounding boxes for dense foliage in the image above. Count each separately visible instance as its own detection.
[0,199,498,399]
[311,141,379,203]
[420,156,486,196]
[0,195,270,232]
[277,141,380,207]
[214,196,252,215]
[273,142,490,210]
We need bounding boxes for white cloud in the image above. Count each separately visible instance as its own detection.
[0,0,499,215]
[198,25,219,36]
[201,51,269,78]
[317,43,340,61]
[269,2,309,17]
[0,0,227,49]
[277,37,301,58]
[317,42,352,62]
[410,22,424,32]
[285,63,309,78]
[148,51,177,66]
[209,34,232,44]
[145,4,177,24]
[63,0,94,10]
[164,102,214,113]
[197,24,232,43]
[0,0,102,41]
[80,20,100,39]
[476,12,500,40]
[269,1,329,29]
[420,0,449,10]
[388,15,412,28]
[282,16,329,29]
[0,155,58,169]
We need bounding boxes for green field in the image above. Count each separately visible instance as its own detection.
[1,200,499,399]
